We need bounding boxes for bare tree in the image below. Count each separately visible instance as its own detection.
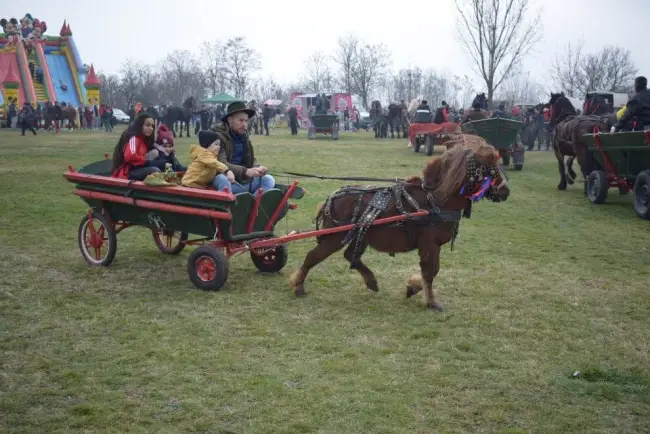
[303,51,335,92]
[201,40,230,96]
[550,41,584,97]
[333,35,359,94]
[495,67,543,104]
[352,43,390,108]
[98,72,123,107]
[224,37,261,98]
[391,68,423,102]
[551,43,637,96]
[118,59,141,107]
[159,50,205,105]
[454,0,541,102]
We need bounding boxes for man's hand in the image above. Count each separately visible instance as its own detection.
[246,168,261,178]
[226,170,235,182]
[257,166,268,175]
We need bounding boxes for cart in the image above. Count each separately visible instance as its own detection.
[582,130,650,219]
[65,157,436,291]
[461,118,526,170]
[308,114,340,140]
[408,122,459,156]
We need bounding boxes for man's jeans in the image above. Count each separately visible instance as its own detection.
[212,174,275,195]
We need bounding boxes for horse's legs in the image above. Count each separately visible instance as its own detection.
[289,236,345,297]
[170,122,177,138]
[343,241,378,292]
[407,244,442,311]
[554,143,568,190]
[566,157,576,184]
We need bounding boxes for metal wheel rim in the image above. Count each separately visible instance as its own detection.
[81,219,109,265]
[154,230,183,251]
[195,256,217,282]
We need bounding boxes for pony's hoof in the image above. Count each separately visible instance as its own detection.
[557,183,567,191]
[366,280,379,293]
[294,285,307,297]
[428,302,444,312]
[405,285,419,298]
[567,177,575,185]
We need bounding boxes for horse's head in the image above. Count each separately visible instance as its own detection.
[421,135,509,207]
[548,92,575,125]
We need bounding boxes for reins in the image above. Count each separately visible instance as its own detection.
[272,170,406,184]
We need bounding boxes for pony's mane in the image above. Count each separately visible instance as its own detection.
[422,134,497,204]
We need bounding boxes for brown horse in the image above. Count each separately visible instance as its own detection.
[549,93,607,191]
[61,106,80,129]
[289,138,510,311]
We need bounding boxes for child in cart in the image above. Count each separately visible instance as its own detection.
[181,131,235,190]
[145,124,187,172]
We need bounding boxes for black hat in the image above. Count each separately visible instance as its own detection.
[198,130,219,148]
[221,100,255,122]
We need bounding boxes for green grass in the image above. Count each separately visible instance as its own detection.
[1,127,649,433]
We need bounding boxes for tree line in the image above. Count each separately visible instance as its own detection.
[97,0,638,110]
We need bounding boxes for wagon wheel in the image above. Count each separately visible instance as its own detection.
[187,246,229,291]
[633,170,650,219]
[152,229,188,255]
[586,170,609,204]
[250,244,289,273]
[77,211,117,266]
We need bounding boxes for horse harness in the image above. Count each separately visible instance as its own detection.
[319,182,463,267]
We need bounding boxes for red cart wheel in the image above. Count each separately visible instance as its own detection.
[152,229,188,255]
[250,244,289,273]
[187,246,229,291]
[78,212,117,266]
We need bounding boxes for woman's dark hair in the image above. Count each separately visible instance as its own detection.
[111,112,155,171]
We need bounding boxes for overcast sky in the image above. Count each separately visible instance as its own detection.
[6,0,649,92]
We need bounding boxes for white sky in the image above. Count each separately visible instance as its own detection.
[6,0,649,92]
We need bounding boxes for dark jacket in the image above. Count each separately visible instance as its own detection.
[148,150,187,172]
[617,89,650,130]
[413,104,432,123]
[263,106,274,120]
[211,122,259,181]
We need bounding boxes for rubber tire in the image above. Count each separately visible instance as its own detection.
[501,153,511,166]
[152,229,188,255]
[187,246,229,291]
[78,211,117,267]
[586,170,609,204]
[250,244,289,273]
[514,164,524,171]
[633,170,650,219]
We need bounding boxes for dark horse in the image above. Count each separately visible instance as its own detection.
[163,96,196,138]
[387,103,405,138]
[583,94,617,129]
[472,93,489,111]
[289,137,510,311]
[370,100,384,138]
[548,93,608,191]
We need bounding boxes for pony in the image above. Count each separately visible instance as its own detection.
[163,96,196,138]
[61,105,80,129]
[548,93,608,190]
[288,137,510,311]
[472,93,489,111]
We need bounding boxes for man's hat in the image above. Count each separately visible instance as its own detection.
[221,100,256,122]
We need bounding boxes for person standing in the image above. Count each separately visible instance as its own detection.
[20,103,37,136]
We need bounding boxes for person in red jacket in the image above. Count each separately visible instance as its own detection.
[111,112,160,180]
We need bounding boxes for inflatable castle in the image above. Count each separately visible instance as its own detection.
[0,13,101,117]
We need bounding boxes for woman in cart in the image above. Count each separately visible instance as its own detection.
[111,112,160,180]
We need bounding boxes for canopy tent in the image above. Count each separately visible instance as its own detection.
[202,93,236,104]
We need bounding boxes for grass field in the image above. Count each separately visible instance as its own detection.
[1,126,649,433]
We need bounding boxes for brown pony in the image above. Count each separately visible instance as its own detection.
[549,93,607,190]
[289,137,510,311]
[61,106,80,129]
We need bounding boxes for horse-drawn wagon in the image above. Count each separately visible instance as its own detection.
[582,130,650,219]
[461,118,526,170]
[308,114,340,140]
